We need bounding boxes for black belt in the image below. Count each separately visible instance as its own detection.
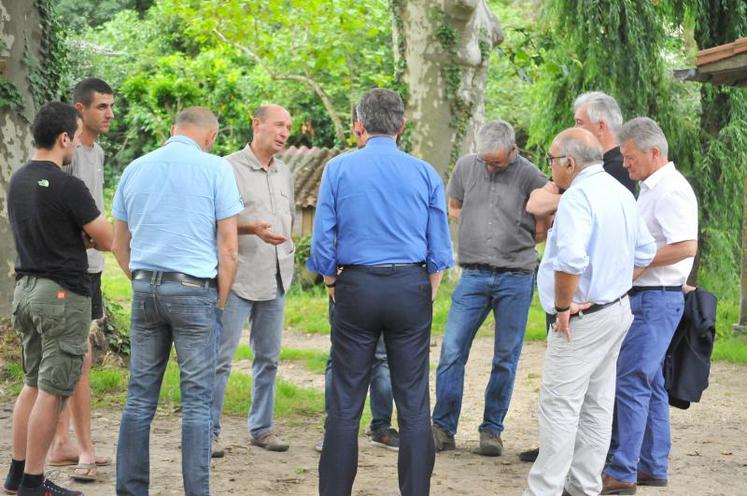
[571,295,627,319]
[340,262,425,270]
[132,270,216,289]
[460,263,524,273]
[629,285,682,295]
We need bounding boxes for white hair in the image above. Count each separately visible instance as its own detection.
[618,117,669,157]
[574,91,623,136]
[476,120,515,156]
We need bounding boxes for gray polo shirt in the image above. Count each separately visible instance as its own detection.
[225,145,295,301]
[447,153,547,270]
[64,143,105,274]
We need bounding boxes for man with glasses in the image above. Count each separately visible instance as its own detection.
[431,120,547,456]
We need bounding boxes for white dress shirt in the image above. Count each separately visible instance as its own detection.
[635,162,698,286]
[538,164,656,314]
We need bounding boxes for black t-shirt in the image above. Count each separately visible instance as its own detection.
[8,160,101,296]
[604,146,637,197]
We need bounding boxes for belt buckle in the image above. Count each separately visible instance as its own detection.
[181,280,202,288]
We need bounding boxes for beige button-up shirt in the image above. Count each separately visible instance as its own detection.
[225,145,295,301]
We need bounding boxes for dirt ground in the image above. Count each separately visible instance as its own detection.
[1,329,746,495]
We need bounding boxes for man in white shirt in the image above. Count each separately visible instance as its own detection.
[523,128,655,496]
[603,117,698,495]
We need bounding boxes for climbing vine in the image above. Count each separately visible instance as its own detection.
[390,0,412,152]
[432,7,474,172]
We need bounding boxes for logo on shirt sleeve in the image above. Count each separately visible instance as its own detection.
[37,179,50,187]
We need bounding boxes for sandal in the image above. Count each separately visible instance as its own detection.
[71,463,97,482]
[48,455,111,467]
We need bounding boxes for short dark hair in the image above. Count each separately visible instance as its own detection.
[356,89,404,135]
[32,102,81,150]
[72,78,114,106]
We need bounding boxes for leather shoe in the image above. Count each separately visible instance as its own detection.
[601,474,637,495]
[637,471,668,487]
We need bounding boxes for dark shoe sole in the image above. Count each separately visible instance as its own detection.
[253,444,289,452]
[600,489,636,495]
[211,451,225,458]
[472,446,503,457]
[434,442,456,452]
[637,479,667,487]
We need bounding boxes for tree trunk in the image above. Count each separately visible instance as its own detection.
[0,2,44,315]
[740,169,747,331]
[392,0,503,179]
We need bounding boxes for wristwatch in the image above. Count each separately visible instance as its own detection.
[554,304,570,313]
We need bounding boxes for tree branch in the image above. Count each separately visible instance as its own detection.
[213,29,346,145]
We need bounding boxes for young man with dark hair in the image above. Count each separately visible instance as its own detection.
[3,102,113,496]
[47,78,115,482]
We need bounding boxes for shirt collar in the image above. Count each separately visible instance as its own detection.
[166,135,201,150]
[243,143,277,172]
[365,136,398,148]
[641,161,675,191]
[570,162,604,186]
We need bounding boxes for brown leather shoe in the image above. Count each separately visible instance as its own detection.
[601,474,637,495]
[637,471,668,487]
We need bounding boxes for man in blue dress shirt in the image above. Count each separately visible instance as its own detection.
[523,128,655,496]
[308,88,453,496]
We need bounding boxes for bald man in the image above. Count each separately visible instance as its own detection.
[211,104,295,455]
[112,107,242,495]
[523,128,655,496]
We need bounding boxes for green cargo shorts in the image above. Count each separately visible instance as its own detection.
[11,276,91,397]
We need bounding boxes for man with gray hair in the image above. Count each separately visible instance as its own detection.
[523,128,655,496]
[526,91,635,225]
[432,119,547,456]
[602,117,697,495]
[308,88,453,495]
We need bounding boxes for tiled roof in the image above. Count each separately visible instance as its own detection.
[675,37,747,87]
[279,146,345,208]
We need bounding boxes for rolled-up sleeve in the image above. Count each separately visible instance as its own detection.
[306,164,338,276]
[634,212,656,267]
[426,176,454,273]
[552,190,591,274]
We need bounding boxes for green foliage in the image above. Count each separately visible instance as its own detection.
[26,0,69,107]
[0,78,24,113]
[55,0,153,32]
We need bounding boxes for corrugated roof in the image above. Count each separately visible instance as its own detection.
[280,146,345,208]
[675,37,747,87]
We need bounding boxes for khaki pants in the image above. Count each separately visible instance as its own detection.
[524,298,633,496]
[12,276,91,397]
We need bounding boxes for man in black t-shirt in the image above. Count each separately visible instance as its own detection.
[3,102,113,496]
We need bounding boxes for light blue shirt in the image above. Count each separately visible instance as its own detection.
[112,135,244,278]
[537,164,656,314]
[306,136,454,276]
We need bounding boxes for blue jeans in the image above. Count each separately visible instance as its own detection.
[212,285,285,439]
[116,279,219,496]
[606,290,684,483]
[432,268,534,435]
[324,300,393,432]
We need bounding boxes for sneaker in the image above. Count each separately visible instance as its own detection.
[249,432,289,452]
[472,430,503,457]
[369,427,400,451]
[314,439,323,453]
[17,478,83,495]
[431,424,456,452]
[211,437,225,459]
[519,447,539,462]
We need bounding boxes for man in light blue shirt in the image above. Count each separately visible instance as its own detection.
[524,128,655,496]
[308,88,453,496]
[111,107,243,496]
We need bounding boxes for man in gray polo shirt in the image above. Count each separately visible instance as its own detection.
[211,104,294,454]
[432,120,547,456]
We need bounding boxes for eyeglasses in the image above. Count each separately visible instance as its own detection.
[545,154,569,167]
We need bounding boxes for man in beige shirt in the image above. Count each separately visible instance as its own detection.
[211,104,294,454]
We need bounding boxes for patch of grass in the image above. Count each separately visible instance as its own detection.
[89,367,128,406]
[102,252,132,305]
[284,286,330,334]
[713,336,747,364]
[235,345,329,375]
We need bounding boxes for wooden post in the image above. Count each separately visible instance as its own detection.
[737,167,747,333]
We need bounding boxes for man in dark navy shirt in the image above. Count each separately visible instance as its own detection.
[4,102,112,496]
[308,88,453,496]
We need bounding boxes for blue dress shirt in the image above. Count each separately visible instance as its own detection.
[306,136,454,276]
[537,164,656,314]
[112,135,244,279]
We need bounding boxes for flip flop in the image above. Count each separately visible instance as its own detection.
[48,455,111,467]
[71,463,97,482]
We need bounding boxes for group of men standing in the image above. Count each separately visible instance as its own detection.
[3,81,697,496]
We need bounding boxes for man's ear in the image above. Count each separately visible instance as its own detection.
[396,117,407,137]
[73,102,86,113]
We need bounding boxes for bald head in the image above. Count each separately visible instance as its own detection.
[553,128,604,169]
[171,107,219,151]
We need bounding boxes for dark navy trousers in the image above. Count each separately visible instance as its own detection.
[318,265,435,496]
